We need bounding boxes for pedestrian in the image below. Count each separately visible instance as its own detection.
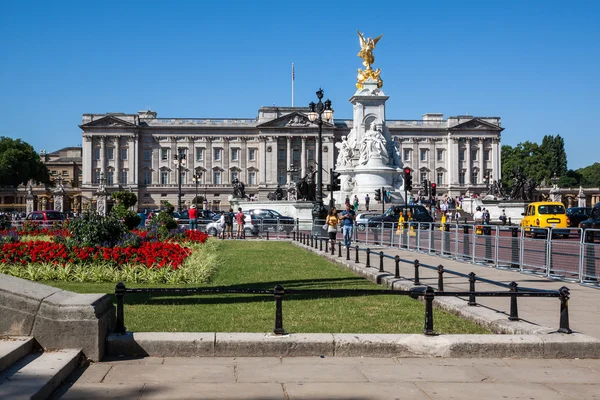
[340,202,356,246]
[353,195,359,211]
[500,210,507,225]
[325,207,340,243]
[188,205,198,231]
[224,208,234,238]
[364,194,370,211]
[235,207,245,238]
[218,211,226,238]
[345,195,350,206]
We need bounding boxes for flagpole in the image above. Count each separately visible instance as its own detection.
[292,63,295,107]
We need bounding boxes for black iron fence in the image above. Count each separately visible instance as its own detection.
[114,280,571,337]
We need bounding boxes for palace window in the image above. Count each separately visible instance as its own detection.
[403,149,411,161]
[231,171,238,182]
[121,148,128,160]
[143,171,152,185]
[471,149,478,161]
[231,148,239,161]
[62,170,68,176]
[196,147,204,161]
[459,149,465,161]
[437,172,443,186]
[213,171,221,184]
[420,171,427,183]
[437,149,444,162]
[249,149,256,161]
[94,147,100,160]
[107,148,114,160]
[161,148,168,161]
[308,150,314,160]
[121,170,128,184]
[278,171,286,184]
[484,149,491,161]
[420,149,427,162]
[472,169,478,184]
[459,170,465,185]
[94,169,101,184]
[278,149,285,161]
[160,171,168,185]
[213,148,221,161]
[107,171,114,185]
[143,149,151,161]
[248,171,256,185]
[293,149,300,162]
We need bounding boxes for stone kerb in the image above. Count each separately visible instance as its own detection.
[0,274,114,361]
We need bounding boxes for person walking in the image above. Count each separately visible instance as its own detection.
[188,205,198,231]
[353,195,359,212]
[224,208,235,238]
[340,203,356,247]
[364,194,370,211]
[325,207,340,243]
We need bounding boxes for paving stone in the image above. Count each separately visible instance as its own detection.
[74,363,112,383]
[360,364,488,382]
[141,383,285,399]
[282,356,397,365]
[60,383,145,399]
[103,363,235,384]
[285,382,428,400]
[236,363,368,383]
[544,383,600,399]
[418,382,567,400]
[474,364,600,383]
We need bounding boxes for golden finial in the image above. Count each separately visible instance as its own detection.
[356,31,384,89]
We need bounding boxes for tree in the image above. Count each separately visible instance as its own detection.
[578,163,600,187]
[0,137,50,187]
[111,191,138,209]
[540,135,567,179]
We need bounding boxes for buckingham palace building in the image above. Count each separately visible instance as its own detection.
[80,107,503,211]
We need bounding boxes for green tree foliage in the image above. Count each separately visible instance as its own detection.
[111,191,138,209]
[558,169,582,188]
[578,163,600,187]
[67,212,128,247]
[540,135,567,178]
[0,137,50,186]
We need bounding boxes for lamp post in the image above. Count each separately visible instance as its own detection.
[193,168,202,209]
[173,152,186,213]
[307,88,333,218]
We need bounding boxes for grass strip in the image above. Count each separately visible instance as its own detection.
[42,240,489,334]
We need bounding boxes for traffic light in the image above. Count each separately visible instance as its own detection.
[404,167,413,191]
[422,180,429,196]
[331,171,341,191]
[374,189,381,201]
[431,182,437,197]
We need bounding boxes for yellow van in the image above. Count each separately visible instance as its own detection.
[520,201,570,238]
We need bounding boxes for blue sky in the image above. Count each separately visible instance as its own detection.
[1,0,598,169]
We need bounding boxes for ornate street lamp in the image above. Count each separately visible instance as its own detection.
[307,88,333,218]
[193,168,202,209]
[173,151,186,213]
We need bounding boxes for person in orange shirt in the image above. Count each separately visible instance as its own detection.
[188,205,198,231]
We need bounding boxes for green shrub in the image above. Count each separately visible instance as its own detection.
[0,215,11,230]
[67,211,128,247]
[110,204,142,230]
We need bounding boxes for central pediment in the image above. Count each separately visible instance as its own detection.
[80,115,137,129]
[257,112,333,129]
[449,118,503,131]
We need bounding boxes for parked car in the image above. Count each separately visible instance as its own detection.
[355,212,382,231]
[25,211,65,225]
[244,209,295,235]
[173,209,220,229]
[579,202,600,241]
[520,201,570,238]
[367,205,433,228]
[566,207,592,228]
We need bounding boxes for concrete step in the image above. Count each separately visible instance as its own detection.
[0,348,81,400]
[0,337,35,373]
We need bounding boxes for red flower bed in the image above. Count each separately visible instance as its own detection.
[0,241,191,269]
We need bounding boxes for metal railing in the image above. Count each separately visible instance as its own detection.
[114,280,571,337]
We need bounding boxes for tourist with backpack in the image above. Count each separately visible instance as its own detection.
[235,207,246,239]
[223,208,234,239]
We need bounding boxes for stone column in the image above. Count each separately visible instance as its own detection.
[83,136,93,185]
[492,138,500,181]
[447,135,455,184]
[224,138,231,184]
[479,138,485,184]
[114,137,120,185]
[286,137,292,184]
[465,139,472,185]
[132,135,138,185]
[207,138,213,184]
[100,137,106,176]
[301,136,307,178]
[259,137,267,185]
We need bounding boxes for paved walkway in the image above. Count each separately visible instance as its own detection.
[56,356,600,399]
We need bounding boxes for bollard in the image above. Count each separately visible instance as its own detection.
[331,240,335,255]
[468,272,477,306]
[379,251,384,272]
[511,228,519,268]
[437,265,444,292]
[338,242,342,257]
[293,231,296,241]
[414,259,421,285]
[355,245,360,263]
[394,255,400,278]
[558,286,572,333]
[320,238,323,251]
[366,248,371,268]
[423,286,436,336]
[273,284,286,335]
[509,281,519,321]
[114,282,126,334]
[325,239,329,253]
[266,230,269,240]
[312,235,315,248]
[346,244,350,260]
[508,217,512,226]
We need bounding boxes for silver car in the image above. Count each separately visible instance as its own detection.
[355,212,382,231]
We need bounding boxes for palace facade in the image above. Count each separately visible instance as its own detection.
[79,107,504,211]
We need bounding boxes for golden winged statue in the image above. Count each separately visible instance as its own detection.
[356,31,384,89]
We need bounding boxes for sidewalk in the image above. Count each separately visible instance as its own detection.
[57,356,600,399]
[303,240,600,340]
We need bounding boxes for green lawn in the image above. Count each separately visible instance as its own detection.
[43,240,489,334]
